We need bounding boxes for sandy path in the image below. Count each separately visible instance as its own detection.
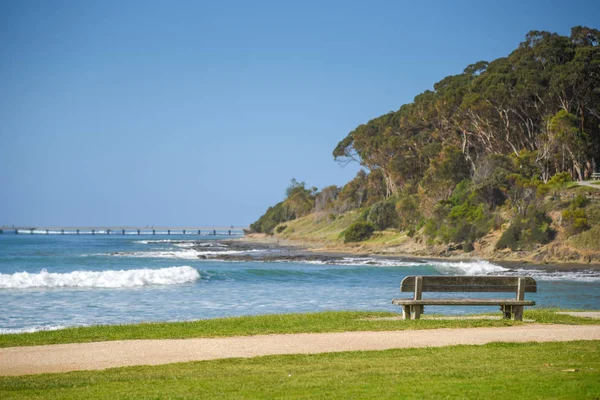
[1,324,599,376]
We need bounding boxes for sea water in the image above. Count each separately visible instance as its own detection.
[1,233,600,334]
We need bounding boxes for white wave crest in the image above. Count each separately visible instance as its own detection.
[430,260,508,275]
[0,325,72,335]
[300,258,509,275]
[112,249,257,259]
[0,266,200,289]
[134,240,226,249]
[501,268,600,282]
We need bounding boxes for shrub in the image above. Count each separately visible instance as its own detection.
[560,195,591,236]
[425,181,492,248]
[343,221,375,243]
[250,202,295,235]
[275,225,287,234]
[570,226,600,251]
[546,172,572,194]
[395,195,423,232]
[496,211,555,250]
[571,195,589,209]
[367,201,398,231]
[562,208,589,236]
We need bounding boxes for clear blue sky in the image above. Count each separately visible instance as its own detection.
[1,0,598,226]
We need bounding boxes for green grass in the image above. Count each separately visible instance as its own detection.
[278,212,358,242]
[1,309,598,349]
[1,341,599,399]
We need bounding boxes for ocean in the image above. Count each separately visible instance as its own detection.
[1,232,600,334]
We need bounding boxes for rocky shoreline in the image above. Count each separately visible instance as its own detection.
[195,237,600,271]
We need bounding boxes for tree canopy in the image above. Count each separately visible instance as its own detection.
[333,27,600,191]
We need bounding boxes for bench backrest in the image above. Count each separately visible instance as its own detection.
[400,276,536,300]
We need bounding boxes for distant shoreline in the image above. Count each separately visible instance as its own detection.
[227,234,600,271]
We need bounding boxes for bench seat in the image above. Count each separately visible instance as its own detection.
[392,299,535,306]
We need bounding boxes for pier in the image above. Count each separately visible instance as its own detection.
[0,226,247,236]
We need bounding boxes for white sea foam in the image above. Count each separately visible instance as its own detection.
[500,268,600,283]
[134,240,226,248]
[0,266,200,289]
[296,257,600,282]
[296,257,507,273]
[0,325,72,335]
[429,260,508,275]
[111,249,256,259]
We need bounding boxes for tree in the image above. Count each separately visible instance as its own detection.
[547,110,589,181]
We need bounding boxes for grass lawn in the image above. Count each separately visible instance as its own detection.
[1,309,598,348]
[1,341,599,399]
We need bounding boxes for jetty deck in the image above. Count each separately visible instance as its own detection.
[0,226,248,235]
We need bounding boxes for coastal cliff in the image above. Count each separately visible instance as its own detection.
[249,27,600,265]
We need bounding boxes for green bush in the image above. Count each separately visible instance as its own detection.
[571,195,589,209]
[395,195,423,232]
[343,221,375,243]
[425,181,491,249]
[496,211,555,250]
[560,195,590,236]
[250,202,294,235]
[367,201,398,230]
[275,225,287,234]
[569,226,600,251]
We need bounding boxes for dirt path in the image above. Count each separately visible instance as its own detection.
[577,180,600,189]
[2,324,600,376]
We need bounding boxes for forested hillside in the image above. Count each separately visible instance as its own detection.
[250,27,600,259]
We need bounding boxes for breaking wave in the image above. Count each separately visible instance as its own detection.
[429,260,508,275]
[0,266,200,289]
[110,249,258,259]
[134,240,227,248]
[291,257,507,274]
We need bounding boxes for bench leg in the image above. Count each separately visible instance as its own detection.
[513,306,524,321]
[501,306,512,319]
[411,305,422,320]
[402,306,411,320]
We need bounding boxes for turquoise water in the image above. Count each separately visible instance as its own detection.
[1,233,600,333]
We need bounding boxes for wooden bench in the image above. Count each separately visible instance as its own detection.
[592,172,600,180]
[392,276,536,321]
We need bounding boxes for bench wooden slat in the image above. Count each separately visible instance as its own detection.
[400,276,536,293]
[392,298,535,306]
[400,284,537,293]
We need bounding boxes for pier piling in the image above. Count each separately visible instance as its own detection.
[137,229,140,235]
[92,229,95,235]
[153,230,155,235]
[76,229,80,235]
[198,230,201,235]
[122,230,125,235]
[107,229,111,235]
[46,229,49,235]
[61,229,64,235]
[229,230,231,235]
[15,230,18,234]
[30,229,34,235]
[168,230,170,235]
[213,229,216,235]
[183,229,186,235]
